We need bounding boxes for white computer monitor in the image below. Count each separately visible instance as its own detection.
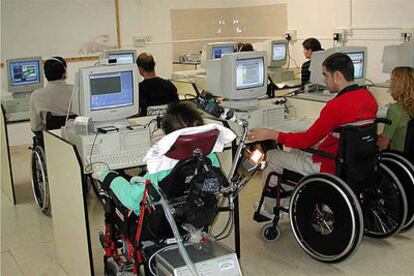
[6,56,44,93]
[253,39,288,68]
[382,42,414,74]
[102,49,137,64]
[77,64,139,124]
[201,42,237,68]
[309,46,367,86]
[206,51,267,102]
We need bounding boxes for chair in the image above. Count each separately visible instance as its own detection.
[98,129,230,275]
[255,119,411,263]
[31,112,76,215]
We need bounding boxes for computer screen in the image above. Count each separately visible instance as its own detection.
[206,51,267,102]
[272,42,287,62]
[7,57,44,93]
[77,64,139,123]
[102,49,136,64]
[89,71,134,111]
[346,51,365,79]
[212,45,235,59]
[236,57,265,90]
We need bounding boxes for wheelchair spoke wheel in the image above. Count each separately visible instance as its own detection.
[381,152,414,232]
[31,146,51,215]
[363,163,407,238]
[290,173,363,263]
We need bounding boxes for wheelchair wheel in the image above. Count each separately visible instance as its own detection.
[363,163,407,238]
[31,146,51,215]
[261,223,281,242]
[290,173,363,263]
[380,152,414,232]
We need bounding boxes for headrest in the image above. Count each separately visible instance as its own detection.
[165,129,219,160]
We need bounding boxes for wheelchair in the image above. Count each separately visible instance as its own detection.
[254,118,414,263]
[95,128,247,275]
[31,112,76,215]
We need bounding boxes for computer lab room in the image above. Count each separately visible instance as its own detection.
[1,0,414,275]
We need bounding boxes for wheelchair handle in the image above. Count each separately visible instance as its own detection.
[375,118,392,125]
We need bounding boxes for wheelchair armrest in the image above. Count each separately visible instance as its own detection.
[375,118,392,125]
[302,148,336,160]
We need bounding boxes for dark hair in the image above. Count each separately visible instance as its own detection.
[44,56,66,81]
[302,38,322,52]
[161,101,204,134]
[322,53,354,82]
[237,42,254,52]
[136,53,155,72]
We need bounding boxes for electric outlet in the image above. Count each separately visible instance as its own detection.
[333,28,351,43]
[145,35,152,42]
[133,36,146,48]
[284,30,297,42]
[400,27,414,42]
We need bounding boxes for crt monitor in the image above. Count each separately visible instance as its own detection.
[201,42,237,68]
[6,56,44,93]
[270,40,288,67]
[77,64,139,123]
[102,49,137,64]
[382,42,414,74]
[206,51,267,101]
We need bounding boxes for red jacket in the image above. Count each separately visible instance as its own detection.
[278,86,378,174]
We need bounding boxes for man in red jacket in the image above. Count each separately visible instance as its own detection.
[248,53,378,216]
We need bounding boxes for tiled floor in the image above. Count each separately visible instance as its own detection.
[2,145,414,275]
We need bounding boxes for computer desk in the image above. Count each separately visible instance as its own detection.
[43,115,236,276]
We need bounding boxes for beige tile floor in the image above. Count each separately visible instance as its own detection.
[2,145,414,275]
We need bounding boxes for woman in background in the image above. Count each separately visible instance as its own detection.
[378,66,414,152]
[301,38,323,86]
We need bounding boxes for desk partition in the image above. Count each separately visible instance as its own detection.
[1,105,16,204]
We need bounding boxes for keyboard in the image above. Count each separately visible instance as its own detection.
[87,149,148,172]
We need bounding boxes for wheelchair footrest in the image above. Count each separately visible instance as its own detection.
[253,211,272,223]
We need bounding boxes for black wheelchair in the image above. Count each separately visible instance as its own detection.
[96,129,242,275]
[31,112,76,215]
[254,118,414,263]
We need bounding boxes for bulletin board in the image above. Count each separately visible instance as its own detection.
[170,4,287,60]
[1,0,118,60]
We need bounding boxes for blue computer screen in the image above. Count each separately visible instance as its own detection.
[89,70,134,111]
[212,46,235,59]
[9,60,41,86]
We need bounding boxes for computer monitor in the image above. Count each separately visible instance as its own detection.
[253,39,288,68]
[102,49,137,64]
[309,46,367,86]
[206,51,267,105]
[77,64,139,124]
[382,42,414,74]
[200,42,237,68]
[270,40,288,67]
[6,56,44,93]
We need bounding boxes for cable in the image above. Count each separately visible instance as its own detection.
[89,132,99,167]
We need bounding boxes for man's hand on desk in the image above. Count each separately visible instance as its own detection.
[247,128,279,143]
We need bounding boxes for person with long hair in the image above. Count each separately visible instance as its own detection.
[378,66,414,151]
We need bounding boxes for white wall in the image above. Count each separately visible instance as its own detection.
[287,0,414,83]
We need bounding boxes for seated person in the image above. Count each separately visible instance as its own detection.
[136,53,179,116]
[301,38,323,86]
[93,101,235,215]
[237,42,254,52]
[248,53,378,214]
[378,66,414,152]
[30,57,74,136]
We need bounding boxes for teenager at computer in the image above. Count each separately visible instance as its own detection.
[136,53,179,116]
[30,57,74,133]
[93,101,221,214]
[247,53,378,217]
[301,38,323,86]
[378,66,414,151]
